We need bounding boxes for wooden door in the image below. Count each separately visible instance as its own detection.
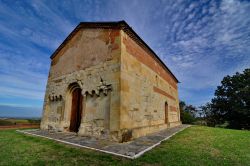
[69,88,83,132]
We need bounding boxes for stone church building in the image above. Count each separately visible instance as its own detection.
[41,21,181,142]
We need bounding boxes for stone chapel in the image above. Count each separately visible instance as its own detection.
[41,21,181,142]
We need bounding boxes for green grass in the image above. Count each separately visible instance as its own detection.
[0,126,249,166]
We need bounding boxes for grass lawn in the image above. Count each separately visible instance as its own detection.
[0,126,249,166]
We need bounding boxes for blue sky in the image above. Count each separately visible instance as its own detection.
[0,0,250,117]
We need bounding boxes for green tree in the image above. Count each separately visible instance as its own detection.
[200,102,220,127]
[179,101,197,124]
[209,68,250,129]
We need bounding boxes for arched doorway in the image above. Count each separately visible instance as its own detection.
[165,101,168,124]
[69,83,83,132]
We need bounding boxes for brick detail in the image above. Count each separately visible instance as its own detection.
[170,106,177,112]
[123,35,177,89]
[153,86,176,101]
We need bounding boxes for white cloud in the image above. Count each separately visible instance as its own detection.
[0,0,249,107]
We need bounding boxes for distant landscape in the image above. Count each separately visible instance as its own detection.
[0,104,41,130]
[0,118,40,130]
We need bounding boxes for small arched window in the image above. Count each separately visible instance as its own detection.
[155,75,158,86]
[165,101,168,124]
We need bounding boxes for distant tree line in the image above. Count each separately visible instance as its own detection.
[180,68,250,130]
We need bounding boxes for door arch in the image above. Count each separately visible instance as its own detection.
[68,83,83,132]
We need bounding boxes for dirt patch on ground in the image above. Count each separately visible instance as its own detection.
[0,124,40,130]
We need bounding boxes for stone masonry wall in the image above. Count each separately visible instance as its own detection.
[41,28,121,141]
[41,27,181,142]
[120,31,181,139]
